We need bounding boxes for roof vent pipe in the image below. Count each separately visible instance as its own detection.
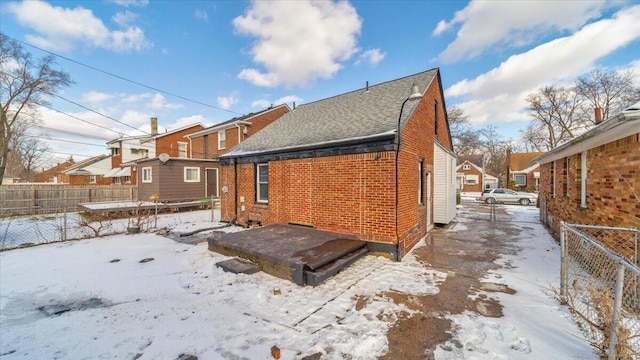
[366,81,369,93]
[293,101,296,110]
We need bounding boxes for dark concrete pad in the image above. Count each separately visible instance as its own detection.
[208,224,367,285]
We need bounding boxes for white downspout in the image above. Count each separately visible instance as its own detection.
[235,123,243,144]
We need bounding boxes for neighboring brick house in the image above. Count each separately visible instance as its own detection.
[187,104,290,159]
[506,149,545,192]
[218,68,456,261]
[105,118,204,185]
[64,155,112,185]
[136,106,289,202]
[34,160,74,183]
[536,102,640,250]
[455,155,498,192]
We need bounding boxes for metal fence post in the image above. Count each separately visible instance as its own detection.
[608,263,625,360]
[63,188,67,241]
[560,221,567,301]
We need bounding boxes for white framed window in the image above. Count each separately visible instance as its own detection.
[515,174,526,186]
[465,174,478,185]
[113,177,121,185]
[142,167,152,183]
[184,167,200,182]
[218,130,226,150]
[256,163,268,203]
[89,175,96,184]
[112,147,120,156]
[123,176,131,184]
[418,160,423,204]
[462,164,470,170]
[178,142,188,158]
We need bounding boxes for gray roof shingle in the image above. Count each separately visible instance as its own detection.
[222,68,439,157]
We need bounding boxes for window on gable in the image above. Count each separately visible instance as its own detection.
[178,142,188,158]
[218,130,226,150]
[142,167,152,183]
[462,164,470,170]
[184,167,200,182]
[256,163,268,203]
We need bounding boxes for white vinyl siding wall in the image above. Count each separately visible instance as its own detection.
[433,142,456,224]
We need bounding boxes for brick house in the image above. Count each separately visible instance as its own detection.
[536,102,640,241]
[455,155,498,192]
[135,105,290,202]
[105,119,204,185]
[34,160,75,183]
[506,149,545,191]
[187,104,290,159]
[218,68,456,260]
[64,155,112,185]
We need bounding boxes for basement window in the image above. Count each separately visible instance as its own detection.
[256,163,268,203]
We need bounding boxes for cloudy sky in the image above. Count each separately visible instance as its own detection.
[1,0,639,162]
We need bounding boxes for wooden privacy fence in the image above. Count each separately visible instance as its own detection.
[0,185,138,216]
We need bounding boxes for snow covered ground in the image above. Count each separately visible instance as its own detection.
[0,209,221,250]
[0,203,595,359]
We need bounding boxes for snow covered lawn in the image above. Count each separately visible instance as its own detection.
[0,204,594,359]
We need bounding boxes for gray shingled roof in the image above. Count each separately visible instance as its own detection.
[221,68,439,157]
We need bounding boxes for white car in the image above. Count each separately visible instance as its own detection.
[477,188,537,206]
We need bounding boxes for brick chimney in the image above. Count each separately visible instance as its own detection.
[150,117,158,135]
[594,107,603,124]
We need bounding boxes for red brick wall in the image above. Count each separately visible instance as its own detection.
[540,133,640,233]
[68,175,111,185]
[155,125,203,158]
[191,106,289,159]
[459,165,483,192]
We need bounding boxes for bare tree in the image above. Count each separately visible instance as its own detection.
[575,69,640,123]
[525,85,585,151]
[478,125,508,182]
[0,33,72,183]
[447,105,482,156]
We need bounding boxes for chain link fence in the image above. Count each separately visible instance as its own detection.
[560,222,640,359]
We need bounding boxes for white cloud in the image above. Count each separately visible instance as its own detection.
[5,0,152,53]
[217,93,239,110]
[233,0,361,87]
[171,115,211,129]
[446,4,640,125]
[251,95,302,108]
[194,10,208,22]
[434,0,607,63]
[82,91,115,103]
[123,92,152,103]
[107,0,148,7]
[112,10,138,27]
[148,94,183,110]
[355,48,386,67]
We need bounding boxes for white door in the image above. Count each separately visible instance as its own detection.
[426,172,433,231]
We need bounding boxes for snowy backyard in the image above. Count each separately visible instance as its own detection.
[0,200,595,359]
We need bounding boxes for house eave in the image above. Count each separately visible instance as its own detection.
[535,111,640,164]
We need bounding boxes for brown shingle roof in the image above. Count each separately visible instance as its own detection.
[509,152,545,171]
